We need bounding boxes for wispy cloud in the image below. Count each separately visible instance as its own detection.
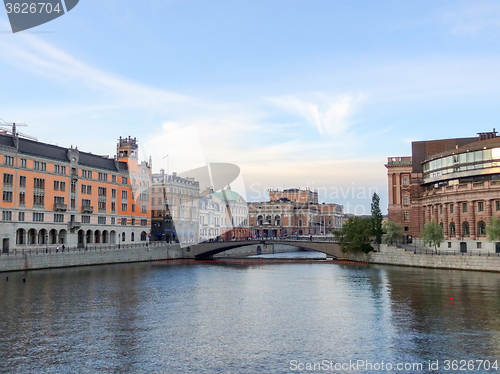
[268,93,366,138]
[441,2,500,37]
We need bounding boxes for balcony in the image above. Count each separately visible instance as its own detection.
[81,205,94,213]
[68,220,81,229]
[53,203,68,211]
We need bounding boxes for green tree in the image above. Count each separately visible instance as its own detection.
[486,216,500,243]
[421,221,444,251]
[382,220,402,244]
[371,193,383,244]
[336,216,374,254]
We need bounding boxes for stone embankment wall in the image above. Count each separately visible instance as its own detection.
[350,244,500,272]
[0,244,183,273]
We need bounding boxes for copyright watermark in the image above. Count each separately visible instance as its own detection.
[3,0,79,33]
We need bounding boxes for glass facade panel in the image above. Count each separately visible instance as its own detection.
[492,148,500,159]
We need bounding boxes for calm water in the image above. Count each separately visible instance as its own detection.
[1,258,500,373]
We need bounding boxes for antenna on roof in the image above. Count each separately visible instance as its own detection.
[0,118,37,141]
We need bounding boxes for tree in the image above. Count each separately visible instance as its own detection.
[486,216,500,243]
[421,221,444,251]
[371,193,383,244]
[382,220,402,244]
[336,216,374,254]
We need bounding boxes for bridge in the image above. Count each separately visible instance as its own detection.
[184,239,343,259]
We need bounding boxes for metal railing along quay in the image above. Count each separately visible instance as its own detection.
[0,241,170,257]
[402,246,500,257]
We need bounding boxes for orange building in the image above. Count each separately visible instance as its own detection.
[0,132,151,252]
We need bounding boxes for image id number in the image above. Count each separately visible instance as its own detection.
[5,3,62,14]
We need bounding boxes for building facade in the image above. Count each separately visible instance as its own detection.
[248,188,343,238]
[0,132,151,252]
[387,129,500,251]
[198,193,221,241]
[209,186,249,240]
[150,170,199,244]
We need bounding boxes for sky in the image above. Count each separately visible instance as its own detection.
[2,0,500,214]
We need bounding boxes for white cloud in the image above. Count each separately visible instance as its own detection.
[268,93,365,137]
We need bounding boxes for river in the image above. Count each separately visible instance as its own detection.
[1,257,500,373]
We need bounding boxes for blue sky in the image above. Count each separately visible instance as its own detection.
[2,0,500,213]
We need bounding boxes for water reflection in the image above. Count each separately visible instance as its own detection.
[0,263,500,373]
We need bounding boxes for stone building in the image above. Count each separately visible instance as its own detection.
[0,131,151,252]
[386,129,500,251]
[248,188,343,238]
[150,170,199,245]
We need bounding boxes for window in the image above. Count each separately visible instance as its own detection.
[60,182,66,191]
[403,196,409,206]
[98,201,106,211]
[3,173,13,186]
[122,177,128,185]
[141,204,147,214]
[478,201,484,212]
[439,205,443,214]
[112,175,116,183]
[121,218,127,225]
[98,217,106,225]
[54,196,65,205]
[20,158,26,168]
[111,217,115,225]
[122,232,125,241]
[3,191,13,202]
[478,221,486,236]
[61,166,66,174]
[111,202,116,213]
[141,219,147,226]
[402,177,408,186]
[121,203,128,211]
[132,204,135,212]
[33,212,44,222]
[41,162,46,171]
[450,222,456,236]
[54,165,60,173]
[87,185,92,194]
[54,214,64,223]
[19,176,26,188]
[462,221,470,236]
[2,211,12,221]
[54,181,60,190]
[81,215,91,224]
[98,173,108,181]
[449,204,454,214]
[34,161,40,170]
[111,189,116,198]
[448,242,452,248]
[131,218,135,226]
[33,193,44,207]
[3,156,14,165]
[34,178,45,189]
[404,211,409,221]
[497,201,500,211]
[82,199,91,207]
[71,198,76,209]
[98,187,107,196]
[71,180,76,193]
[462,203,468,213]
[18,212,25,221]
[131,232,134,242]
[19,192,25,206]
[477,242,482,249]
[121,190,127,199]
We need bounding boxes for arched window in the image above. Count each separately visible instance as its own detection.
[131,232,135,242]
[477,221,486,236]
[449,222,456,236]
[141,231,147,241]
[462,222,470,237]
[122,232,125,242]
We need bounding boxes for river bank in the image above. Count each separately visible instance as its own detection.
[350,244,500,272]
[0,243,184,273]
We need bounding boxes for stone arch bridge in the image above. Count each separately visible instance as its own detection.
[184,240,343,260]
